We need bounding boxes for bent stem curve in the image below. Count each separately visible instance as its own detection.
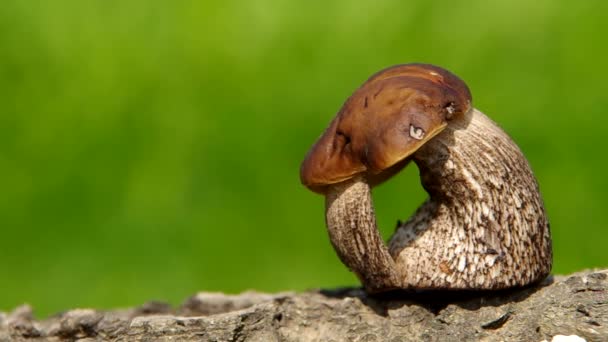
[324,176,402,292]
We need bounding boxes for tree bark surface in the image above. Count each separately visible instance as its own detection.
[1,270,606,341]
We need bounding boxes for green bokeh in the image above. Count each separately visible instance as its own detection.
[1,1,606,317]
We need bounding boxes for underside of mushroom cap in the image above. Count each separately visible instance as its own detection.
[300,63,472,194]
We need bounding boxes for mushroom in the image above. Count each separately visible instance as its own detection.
[300,63,552,293]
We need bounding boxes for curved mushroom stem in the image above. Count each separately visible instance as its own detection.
[389,109,552,289]
[325,176,402,292]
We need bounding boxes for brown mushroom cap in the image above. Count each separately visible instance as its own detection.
[300,63,472,194]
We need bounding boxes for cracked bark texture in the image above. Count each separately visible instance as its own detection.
[1,270,606,342]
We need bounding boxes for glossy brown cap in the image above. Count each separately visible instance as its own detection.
[300,63,472,194]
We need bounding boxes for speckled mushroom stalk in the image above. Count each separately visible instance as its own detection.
[301,64,552,293]
[324,175,402,292]
[389,107,552,289]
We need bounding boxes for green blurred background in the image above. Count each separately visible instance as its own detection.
[1,1,606,317]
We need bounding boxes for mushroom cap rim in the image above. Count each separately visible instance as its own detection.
[302,120,449,194]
